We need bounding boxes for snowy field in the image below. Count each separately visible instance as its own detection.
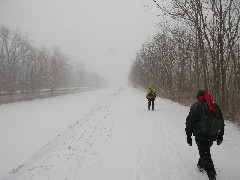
[0,88,117,179]
[1,87,240,180]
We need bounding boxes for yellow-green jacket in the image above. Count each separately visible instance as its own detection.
[146,85,157,99]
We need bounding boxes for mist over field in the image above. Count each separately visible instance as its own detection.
[0,0,159,86]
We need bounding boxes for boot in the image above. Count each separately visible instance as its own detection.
[197,164,205,173]
[208,169,217,180]
[208,176,216,180]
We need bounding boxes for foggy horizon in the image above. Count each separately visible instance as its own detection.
[0,0,159,86]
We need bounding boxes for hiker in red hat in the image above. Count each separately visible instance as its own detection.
[185,90,225,180]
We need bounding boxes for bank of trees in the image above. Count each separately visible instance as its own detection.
[129,0,240,122]
[0,26,106,95]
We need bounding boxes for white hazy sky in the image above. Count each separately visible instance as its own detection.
[0,0,160,85]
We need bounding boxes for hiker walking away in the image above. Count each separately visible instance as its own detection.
[146,84,157,110]
[185,90,224,180]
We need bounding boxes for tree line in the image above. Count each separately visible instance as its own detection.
[129,0,240,122]
[0,26,106,95]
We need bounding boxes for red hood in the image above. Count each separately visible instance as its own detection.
[197,93,216,112]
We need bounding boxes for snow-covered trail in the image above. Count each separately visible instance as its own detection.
[0,87,118,178]
[4,87,240,180]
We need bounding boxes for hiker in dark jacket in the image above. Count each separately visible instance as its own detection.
[146,84,157,110]
[185,90,224,180]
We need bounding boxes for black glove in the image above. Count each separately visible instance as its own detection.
[217,136,223,145]
[187,135,192,146]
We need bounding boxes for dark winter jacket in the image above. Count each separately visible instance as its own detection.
[185,100,225,141]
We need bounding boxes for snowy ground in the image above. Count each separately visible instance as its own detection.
[0,88,117,179]
[1,87,240,180]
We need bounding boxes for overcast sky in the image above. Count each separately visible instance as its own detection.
[0,0,160,85]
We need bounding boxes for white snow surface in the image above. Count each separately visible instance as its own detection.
[1,87,240,180]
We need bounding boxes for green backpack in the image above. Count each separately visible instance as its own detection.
[194,102,223,137]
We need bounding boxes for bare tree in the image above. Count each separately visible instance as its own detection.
[0,26,32,93]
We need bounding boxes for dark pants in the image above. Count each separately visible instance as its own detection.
[148,98,155,110]
[195,138,216,177]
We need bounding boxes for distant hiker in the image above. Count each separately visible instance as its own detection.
[146,84,157,110]
[185,90,225,180]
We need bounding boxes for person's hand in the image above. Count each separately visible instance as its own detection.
[217,136,223,145]
[187,135,192,146]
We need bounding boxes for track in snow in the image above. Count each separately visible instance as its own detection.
[4,87,240,180]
